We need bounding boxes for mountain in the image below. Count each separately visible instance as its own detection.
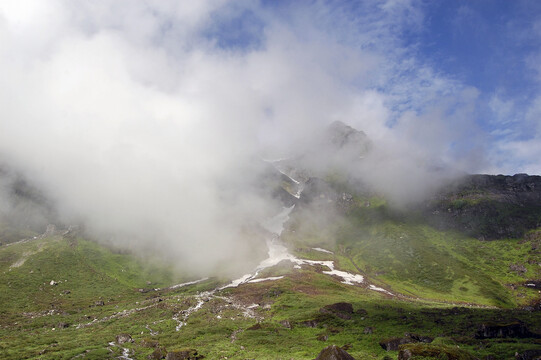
[0,123,540,359]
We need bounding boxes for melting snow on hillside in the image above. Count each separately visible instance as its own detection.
[221,205,367,288]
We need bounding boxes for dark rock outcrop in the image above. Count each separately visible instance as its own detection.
[319,302,354,320]
[475,321,539,339]
[398,343,476,360]
[302,319,319,328]
[314,345,356,360]
[148,347,168,360]
[246,323,262,331]
[515,349,541,360]
[165,348,203,360]
[379,333,433,351]
[426,174,541,239]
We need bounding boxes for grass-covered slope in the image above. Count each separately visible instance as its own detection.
[284,197,540,308]
[0,233,540,359]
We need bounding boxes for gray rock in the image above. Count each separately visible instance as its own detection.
[314,345,356,360]
[116,333,133,344]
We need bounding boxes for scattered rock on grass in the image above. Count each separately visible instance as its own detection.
[165,348,203,359]
[148,347,168,359]
[141,339,160,348]
[302,320,319,328]
[314,345,356,360]
[379,333,433,351]
[279,320,292,329]
[116,333,133,344]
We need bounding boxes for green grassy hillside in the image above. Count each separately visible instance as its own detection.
[284,199,540,309]
[0,230,539,359]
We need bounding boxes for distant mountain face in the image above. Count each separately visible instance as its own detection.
[268,122,541,241]
[326,120,372,158]
[425,174,541,240]
[0,166,58,244]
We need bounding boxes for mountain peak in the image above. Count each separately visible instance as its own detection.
[326,121,372,155]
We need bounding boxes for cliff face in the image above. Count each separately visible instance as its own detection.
[425,174,541,240]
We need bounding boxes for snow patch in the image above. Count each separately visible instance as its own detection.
[368,284,393,295]
[278,169,300,184]
[166,277,208,290]
[323,269,364,285]
[222,206,366,289]
[248,276,284,283]
[312,247,334,254]
[119,348,133,360]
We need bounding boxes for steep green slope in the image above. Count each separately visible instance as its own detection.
[283,198,540,308]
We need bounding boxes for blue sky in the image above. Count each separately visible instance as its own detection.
[202,0,541,174]
[0,0,540,179]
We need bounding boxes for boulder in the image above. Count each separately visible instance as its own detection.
[280,320,292,329]
[314,345,356,360]
[404,333,433,343]
[363,327,373,334]
[116,333,133,344]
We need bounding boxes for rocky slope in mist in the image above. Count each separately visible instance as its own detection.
[425,173,541,240]
[0,166,58,245]
[274,120,541,242]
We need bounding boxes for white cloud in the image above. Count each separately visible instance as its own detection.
[1,0,535,274]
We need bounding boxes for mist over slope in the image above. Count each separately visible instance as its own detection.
[0,1,538,277]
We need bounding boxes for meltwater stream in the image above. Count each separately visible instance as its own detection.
[220,205,366,289]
